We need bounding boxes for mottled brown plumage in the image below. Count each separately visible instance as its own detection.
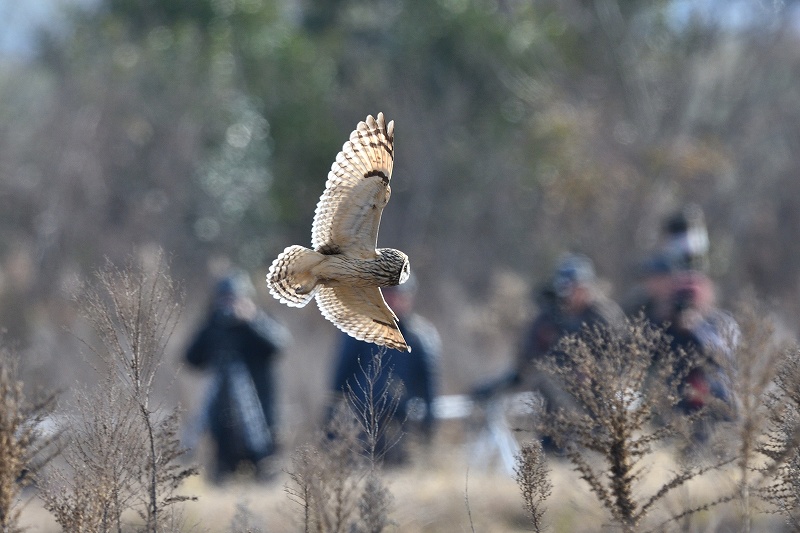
[266,113,411,351]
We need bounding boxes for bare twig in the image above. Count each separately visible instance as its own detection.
[536,316,731,531]
[0,346,59,533]
[40,250,196,532]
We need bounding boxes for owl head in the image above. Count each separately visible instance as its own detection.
[378,248,411,286]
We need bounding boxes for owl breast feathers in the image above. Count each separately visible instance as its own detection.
[266,113,412,352]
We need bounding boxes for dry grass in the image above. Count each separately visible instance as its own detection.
[284,350,400,533]
[16,443,524,532]
[37,251,197,532]
[0,345,58,533]
[719,299,790,530]
[515,308,800,533]
[529,316,726,532]
[5,263,800,533]
[12,434,793,532]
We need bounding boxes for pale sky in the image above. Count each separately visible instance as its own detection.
[0,0,97,58]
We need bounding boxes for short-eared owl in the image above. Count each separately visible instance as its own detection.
[266,113,411,351]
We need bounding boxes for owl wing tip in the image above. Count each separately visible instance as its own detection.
[364,334,410,353]
[373,327,409,352]
[366,112,391,132]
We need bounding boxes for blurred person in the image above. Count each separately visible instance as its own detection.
[471,254,625,450]
[661,269,739,439]
[327,277,440,465]
[625,205,710,322]
[629,206,738,440]
[184,269,289,482]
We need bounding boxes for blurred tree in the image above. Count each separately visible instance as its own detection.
[224,0,578,286]
[0,0,279,367]
[0,1,275,285]
[0,0,799,386]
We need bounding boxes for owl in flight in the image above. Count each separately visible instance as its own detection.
[266,113,411,352]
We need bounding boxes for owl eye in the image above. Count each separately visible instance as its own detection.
[399,261,410,284]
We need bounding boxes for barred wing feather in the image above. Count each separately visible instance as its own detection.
[315,285,409,351]
[311,113,394,257]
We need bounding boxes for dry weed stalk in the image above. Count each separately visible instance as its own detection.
[719,299,788,531]
[41,251,196,532]
[0,347,58,533]
[42,380,143,532]
[357,472,393,533]
[345,350,403,467]
[285,412,365,533]
[537,316,731,533]
[285,350,397,533]
[514,439,552,532]
[761,344,800,527]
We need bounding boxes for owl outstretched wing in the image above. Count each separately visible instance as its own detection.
[311,113,394,258]
[315,285,409,352]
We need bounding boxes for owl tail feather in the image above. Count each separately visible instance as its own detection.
[267,245,325,307]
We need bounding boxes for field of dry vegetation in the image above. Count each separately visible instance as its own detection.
[7,425,795,532]
[3,1,800,531]
[2,257,800,533]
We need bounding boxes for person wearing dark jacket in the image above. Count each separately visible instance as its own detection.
[471,254,624,451]
[185,269,289,481]
[327,278,440,465]
[474,254,624,399]
[659,270,739,442]
[627,206,738,440]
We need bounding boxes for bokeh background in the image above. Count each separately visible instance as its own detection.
[2,0,800,453]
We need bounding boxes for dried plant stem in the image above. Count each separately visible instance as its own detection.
[514,440,552,532]
[40,250,196,532]
[464,469,477,533]
[722,300,788,531]
[0,348,58,533]
[286,349,399,533]
[536,317,730,531]
[760,343,800,525]
[346,349,402,468]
